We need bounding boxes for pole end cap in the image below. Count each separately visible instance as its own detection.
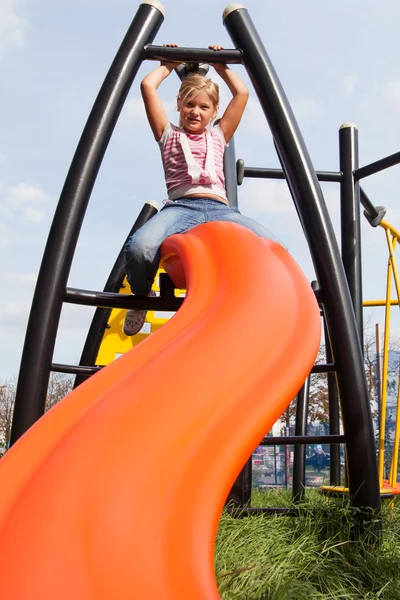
[140,0,165,17]
[339,122,358,130]
[223,4,247,22]
[146,199,159,210]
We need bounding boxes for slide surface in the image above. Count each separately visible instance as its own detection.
[0,222,320,599]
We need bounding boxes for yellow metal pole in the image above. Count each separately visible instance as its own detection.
[364,300,399,307]
[386,233,400,487]
[389,367,400,487]
[375,322,382,445]
[381,219,400,240]
[378,229,394,485]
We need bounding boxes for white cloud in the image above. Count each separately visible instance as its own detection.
[241,96,272,140]
[239,178,294,219]
[386,81,400,105]
[239,179,340,230]
[1,272,37,284]
[121,96,176,125]
[0,182,49,224]
[342,74,361,96]
[121,97,146,123]
[0,0,28,58]
[7,182,47,207]
[0,203,13,219]
[22,206,44,222]
[0,300,30,328]
[292,97,325,126]
[0,223,9,248]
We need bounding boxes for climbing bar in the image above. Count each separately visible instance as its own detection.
[260,435,346,446]
[354,150,400,180]
[143,44,243,64]
[64,287,183,311]
[360,188,382,222]
[238,165,342,183]
[51,363,102,376]
[364,299,399,307]
[237,164,384,227]
[311,363,336,373]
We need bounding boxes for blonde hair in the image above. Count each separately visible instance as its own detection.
[177,73,219,120]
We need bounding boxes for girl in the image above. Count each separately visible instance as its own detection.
[123,45,276,336]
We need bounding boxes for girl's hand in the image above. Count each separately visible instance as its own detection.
[209,46,227,72]
[160,43,179,69]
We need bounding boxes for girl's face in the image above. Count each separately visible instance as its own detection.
[178,90,217,134]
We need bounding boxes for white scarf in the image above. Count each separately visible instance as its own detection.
[179,129,218,185]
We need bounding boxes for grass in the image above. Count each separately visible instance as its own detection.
[215,489,400,599]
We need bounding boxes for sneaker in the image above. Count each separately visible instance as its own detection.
[123,290,156,336]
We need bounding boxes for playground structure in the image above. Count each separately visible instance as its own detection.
[1,0,400,596]
[365,219,400,495]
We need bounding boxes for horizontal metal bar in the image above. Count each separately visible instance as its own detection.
[144,45,243,64]
[260,434,345,446]
[242,166,342,183]
[241,167,384,225]
[364,299,399,307]
[354,150,400,180]
[64,287,184,311]
[51,363,103,375]
[360,187,380,219]
[311,363,336,373]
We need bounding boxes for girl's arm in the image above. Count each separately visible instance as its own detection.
[141,49,177,141]
[211,47,249,143]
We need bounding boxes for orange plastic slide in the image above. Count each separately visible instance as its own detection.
[0,222,320,599]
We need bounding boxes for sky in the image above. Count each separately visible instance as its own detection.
[1,0,400,381]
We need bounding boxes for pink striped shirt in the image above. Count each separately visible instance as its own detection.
[158,122,227,202]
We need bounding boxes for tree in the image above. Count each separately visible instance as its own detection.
[283,345,329,427]
[282,323,400,431]
[45,372,75,412]
[0,381,16,449]
[0,373,74,450]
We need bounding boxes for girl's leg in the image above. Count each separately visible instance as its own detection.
[204,201,284,245]
[124,200,205,295]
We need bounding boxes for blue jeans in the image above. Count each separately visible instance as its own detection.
[124,198,278,295]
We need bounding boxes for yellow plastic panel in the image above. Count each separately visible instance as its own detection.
[96,269,185,366]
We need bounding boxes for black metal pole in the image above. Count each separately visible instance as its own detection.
[224,135,238,207]
[74,201,159,388]
[239,165,342,183]
[10,2,164,445]
[260,435,345,446]
[354,150,400,181]
[223,6,380,517]
[292,378,310,503]
[324,321,341,485]
[339,123,363,340]
[144,45,242,64]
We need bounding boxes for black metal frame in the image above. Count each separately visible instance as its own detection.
[223,6,380,517]
[292,378,310,503]
[10,2,164,445]
[73,201,159,388]
[12,1,400,522]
